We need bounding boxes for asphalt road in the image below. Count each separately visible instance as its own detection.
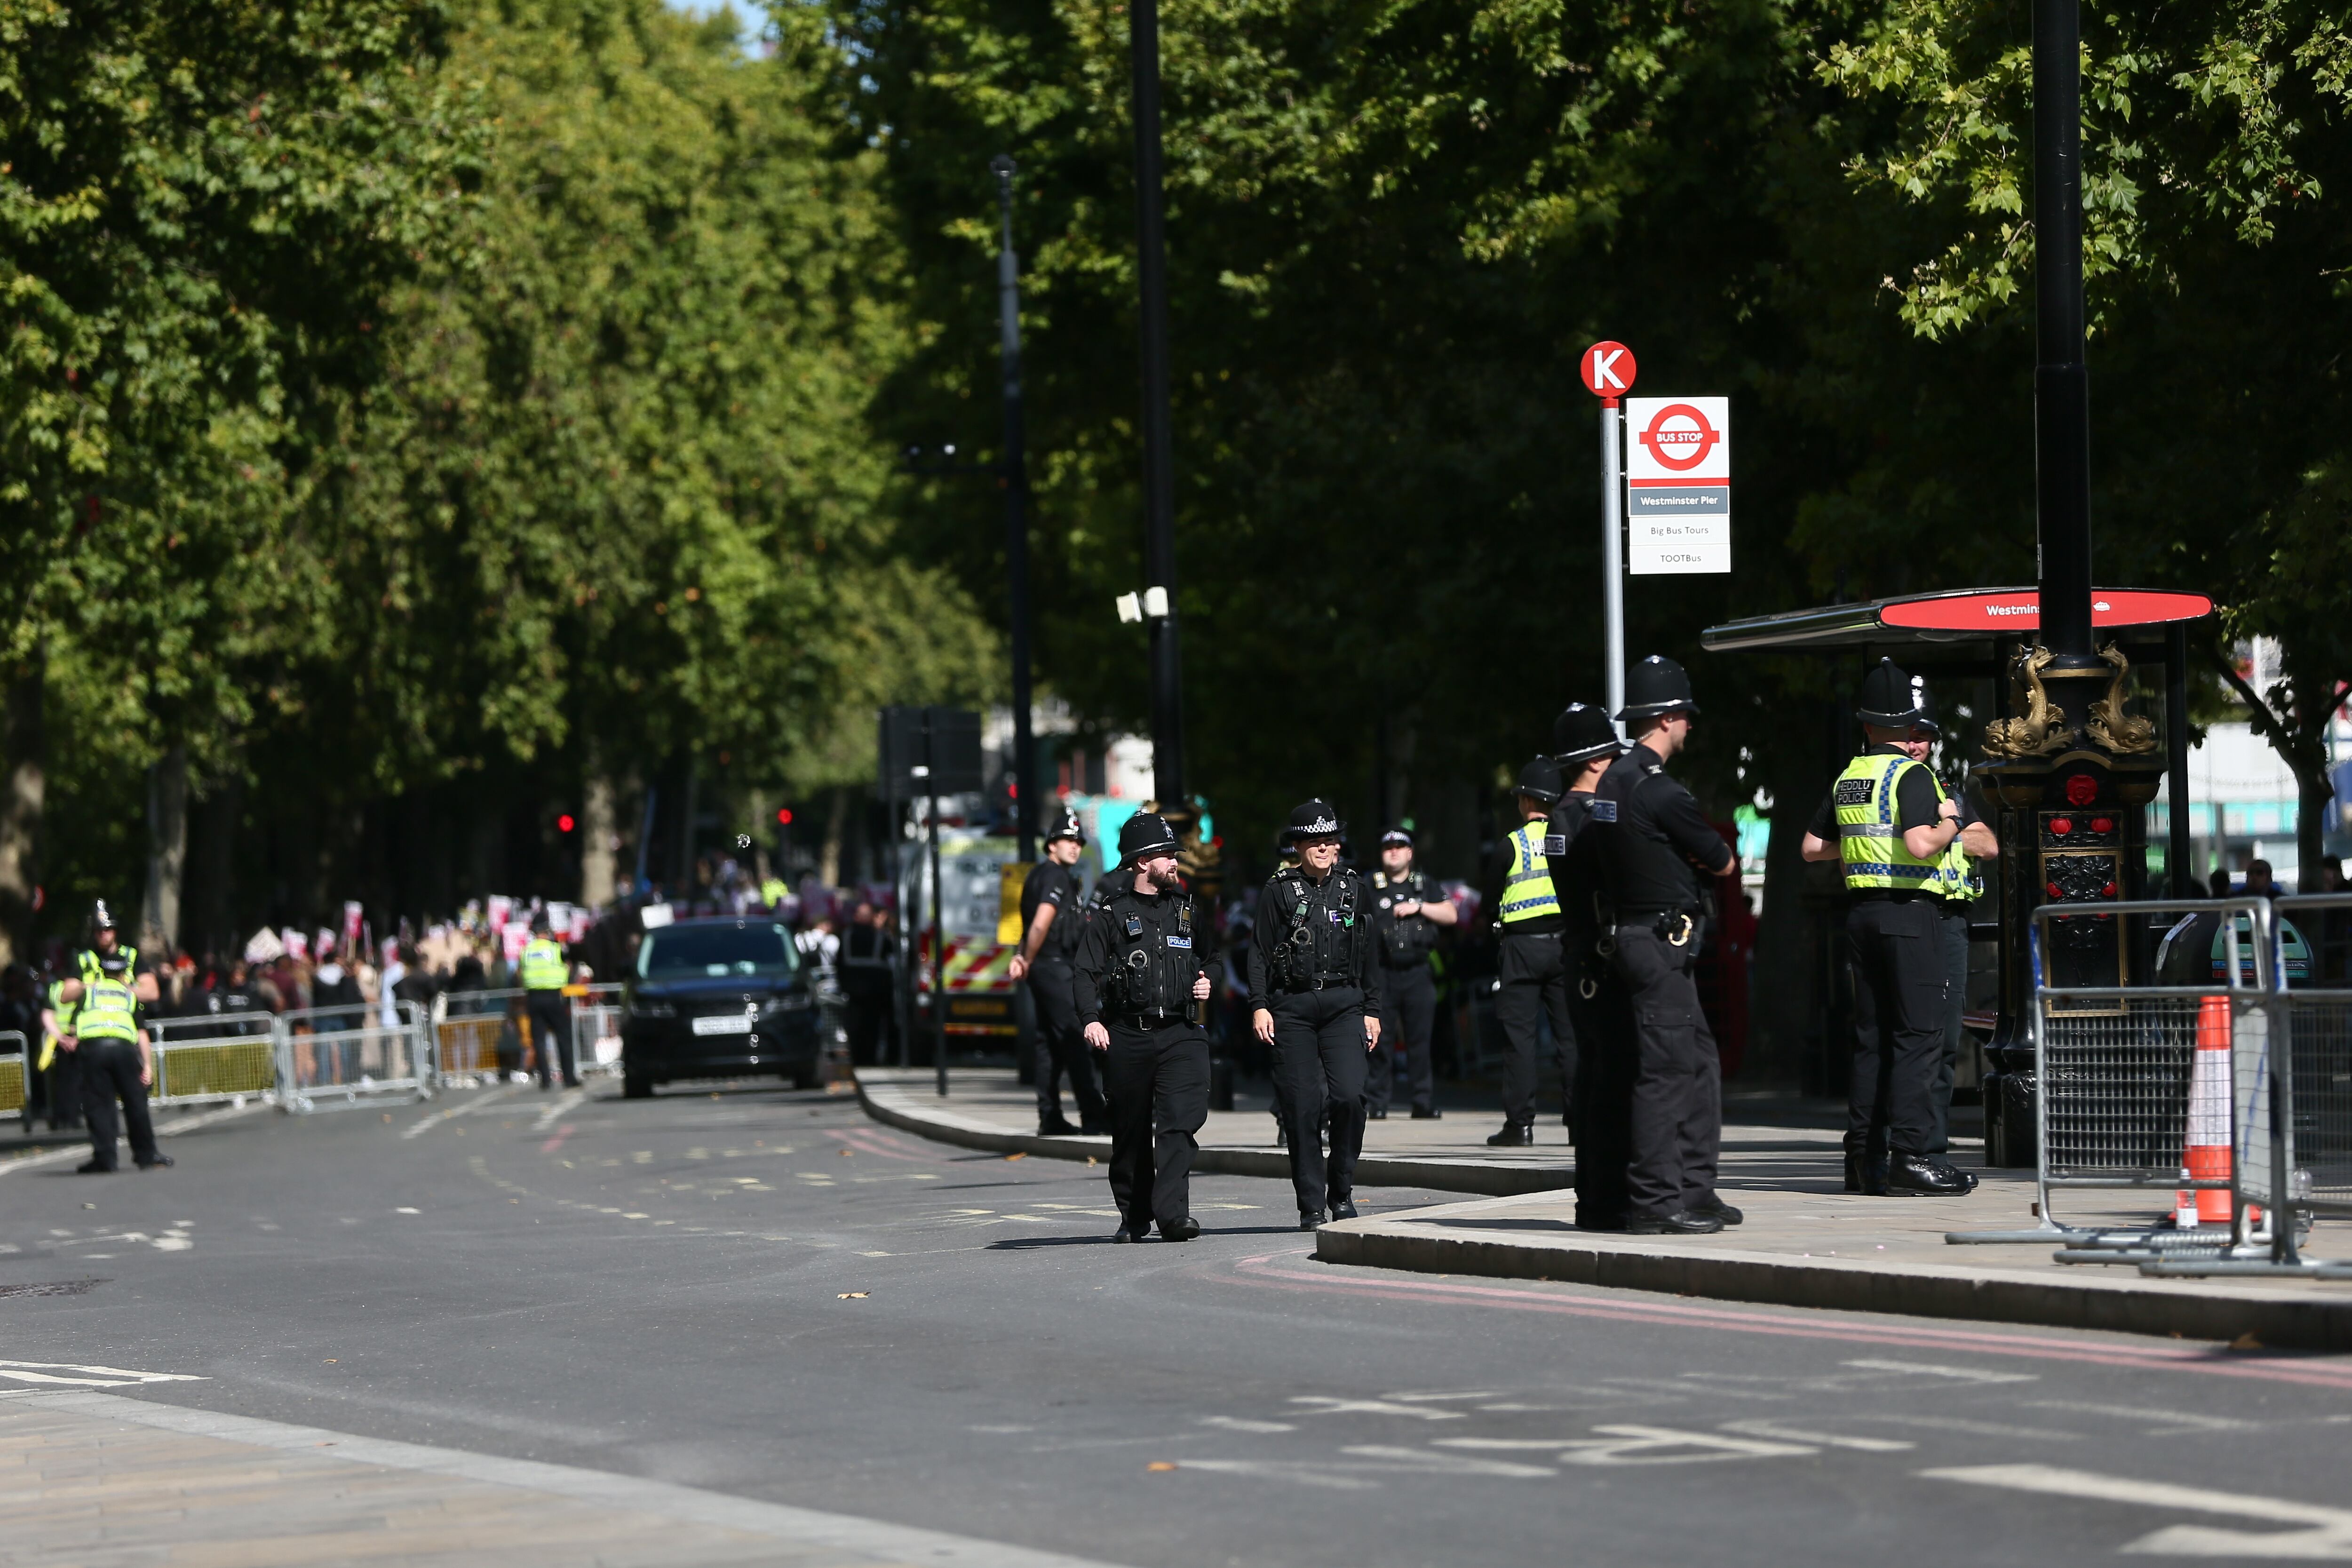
[3,1082,2349,1566]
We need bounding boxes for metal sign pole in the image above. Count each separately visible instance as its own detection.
[1601,398,1626,732]
[921,712,948,1097]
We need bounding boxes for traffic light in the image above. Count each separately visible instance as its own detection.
[557,813,576,834]
[776,807,794,826]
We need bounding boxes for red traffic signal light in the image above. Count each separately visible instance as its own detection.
[776,807,794,826]
[557,813,576,833]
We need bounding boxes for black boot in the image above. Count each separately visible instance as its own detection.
[1885,1153,1975,1196]
[1486,1122,1534,1147]
[1843,1148,1889,1195]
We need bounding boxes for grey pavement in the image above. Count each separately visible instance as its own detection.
[1,1077,2350,1565]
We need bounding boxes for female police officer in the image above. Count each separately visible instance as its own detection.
[1075,813,1215,1242]
[1249,800,1381,1230]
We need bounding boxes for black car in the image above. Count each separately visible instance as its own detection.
[620,916,821,1097]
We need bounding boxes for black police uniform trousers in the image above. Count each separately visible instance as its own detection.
[79,1038,159,1170]
[1027,958,1104,1127]
[526,990,577,1086]
[1568,964,1637,1228]
[1494,929,1573,1130]
[1845,894,1948,1161]
[1367,962,1436,1115]
[1269,986,1371,1215]
[1100,1016,1209,1234]
[1613,922,1722,1218]
[1932,902,1971,1154]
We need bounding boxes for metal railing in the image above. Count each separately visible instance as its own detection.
[431,986,624,1086]
[276,1000,435,1114]
[0,1030,23,1123]
[149,1012,280,1108]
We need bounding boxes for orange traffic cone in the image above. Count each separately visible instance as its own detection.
[2177,995,2233,1226]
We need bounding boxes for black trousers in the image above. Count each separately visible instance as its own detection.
[1846,896,1948,1160]
[1270,987,1371,1215]
[1367,963,1436,1114]
[1569,961,1637,1227]
[1933,905,1971,1154]
[1101,1019,1209,1234]
[1613,924,1721,1217]
[79,1039,158,1170]
[844,982,889,1066]
[1028,961,1104,1126]
[1494,930,1573,1128]
[527,992,577,1086]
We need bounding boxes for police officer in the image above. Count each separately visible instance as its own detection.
[1913,710,1999,1160]
[1549,702,1635,1229]
[1800,659,1976,1196]
[1009,809,1107,1136]
[1075,813,1214,1242]
[1591,657,1737,1234]
[1365,828,1455,1121]
[1485,758,1573,1146]
[1249,800,1381,1229]
[519,914,580,1090]
[56,902,168,1173]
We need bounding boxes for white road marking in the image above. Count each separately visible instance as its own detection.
[0,1101,263,1177]
[533,1087,587,1130]
[400,1085,523,1139]
[0,1360,207,1389]
[2019,1400,2257,1434]
[1199,1416,1296,1433]
[1927,1464,2352,1558]
[1385,1390,1499,1402]
[1859,1414,2078,1442]
[1289,1396,1467,1421]
[19,1389,1136,1568]
[1721,1419,1915,1452]
[1342,1445,1557,1478]
[1843,1358,2037,1384]
[1436,1426,1817,1466]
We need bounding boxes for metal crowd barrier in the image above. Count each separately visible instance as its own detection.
[150,1012,280,1108]
[432,986,623,1086]
[0,1030,24,1124]
[276,1000,435,1114]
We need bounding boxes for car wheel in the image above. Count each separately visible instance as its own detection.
[623,1073,653,1100]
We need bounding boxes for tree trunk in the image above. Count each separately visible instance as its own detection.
[142,745,189,955]
[2299,760,2336,893]
[581,765,618,909]
[821,788,847,887]
[0,656,42,966]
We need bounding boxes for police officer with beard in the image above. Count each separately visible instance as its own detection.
[1009,809,1108,1136]
[1591,658,1736,1235]
[1549,702,1634,1228]
[1075,813,1215,1242]
[1250,800,1381,1230]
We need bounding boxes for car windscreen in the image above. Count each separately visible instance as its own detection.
[637,923,798,980]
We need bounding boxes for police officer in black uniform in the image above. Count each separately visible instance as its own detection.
[1365,828,1454,1121]
[1591,658,1737,1235]
[1549,702,1635,1228]
[1010,809,1107,1136]
[1074,813,1215,1242]
[1249,800,1381,1230]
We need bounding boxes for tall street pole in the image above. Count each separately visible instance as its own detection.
[990,155,1038,865]
[2032,0,2094,657]
[1128,0,1186,804]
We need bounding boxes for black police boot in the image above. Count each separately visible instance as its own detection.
[1298,1210,1323,1232]
[1328,1197,1359,1222]
[74,1159,115,1175]
[1486,1122,1534,1147]
[1039,1114,1077,1136]
[1162,1217,1201,1242]
[1885,1153,1974,1196]
[1690,1195,1743,1226]
[1111,1227,1137,1243]
[1367,1107,1388,1120]
[1624,1208,1725,1236]
[136,1154,175,1170]
[1411,1106,1442,1120]
[1843,1148,1890,1196]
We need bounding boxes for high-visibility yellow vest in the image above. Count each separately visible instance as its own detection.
[40,979,67,1070]
[76,974,139,1043]
[1834,753,1944,893]
[520,937,567,991]
[1498,821,1561,924]
[1932,832,1984,904]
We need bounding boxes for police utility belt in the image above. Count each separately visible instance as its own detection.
[1595,893,1716,956]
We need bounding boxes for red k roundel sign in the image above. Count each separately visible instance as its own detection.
[1581,341,1637,399]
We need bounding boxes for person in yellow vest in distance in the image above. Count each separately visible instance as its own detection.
[1484,757,1573,1147]
[1908,706,1998,1162]
[1800,658,1977,1198]
[520,913,583,1091]
[54,901,168,1173]
[37,967,84,1132]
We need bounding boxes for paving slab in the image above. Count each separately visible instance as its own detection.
[859,1067,2352,1350]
